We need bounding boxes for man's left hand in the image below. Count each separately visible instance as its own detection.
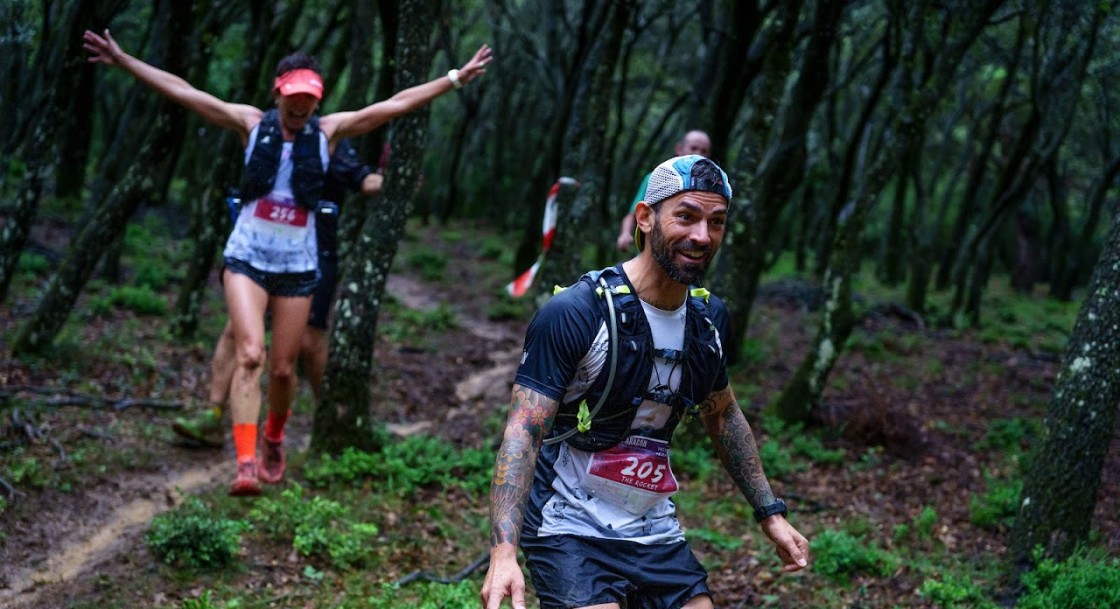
[761,515,810,572]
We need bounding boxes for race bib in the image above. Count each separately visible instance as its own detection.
[254,198,308,227]
[582,436,678,515]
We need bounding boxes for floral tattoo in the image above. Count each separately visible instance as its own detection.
[490,384,557,548]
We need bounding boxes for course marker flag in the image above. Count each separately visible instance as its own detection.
[506,177,580,297]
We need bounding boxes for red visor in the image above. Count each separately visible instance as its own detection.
[273,69,324,99]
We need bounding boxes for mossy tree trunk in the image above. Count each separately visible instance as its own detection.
[534,0,630,295]
[12,0,196,355]
[1008,206,1120,579]
[312,0,439,455]
[772,0,1005,424]
[0,0,126,305]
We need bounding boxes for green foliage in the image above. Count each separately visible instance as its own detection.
[304,437,493,497]
[811,529,898,583]
[3,451,49,488]
[177,590,224,609]
[16,252,50,275]
[405,248,448,282]
[124,216,173,256]
[248,484,378,569]
[685,527,744,551]
[486,291,534,321]
[146,497,249,569]
[757,415,847,480]
[969,472,1021,531]
[975,417,1039,455]
[132,256,173,290]
[671,439,718,484]
[88,285,168,316]
[383,304,458,345]
[918,574,999,609]
[477,234,515,265]
[1016,547,1120,609]
[894,506,935,544]
[365,580,478,608]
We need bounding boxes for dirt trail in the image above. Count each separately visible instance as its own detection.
[0,273,521,608]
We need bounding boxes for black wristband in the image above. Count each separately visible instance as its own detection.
[753,498,788,523]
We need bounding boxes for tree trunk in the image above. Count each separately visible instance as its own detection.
[772,0,1006,424]
[312,0,438,455]
[12,0,196,355]
[1008,208,1120,580]
[0,0,126,304]
[534,0,630,295]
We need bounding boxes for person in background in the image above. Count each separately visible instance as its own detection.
[171,138,382,447]
[84,27,492,495]
[616,130,711,251]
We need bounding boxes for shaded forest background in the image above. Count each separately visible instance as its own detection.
[2,0,1120,607]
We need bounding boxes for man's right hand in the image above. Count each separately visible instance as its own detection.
[83,29,124,67]
[480,544,526,609]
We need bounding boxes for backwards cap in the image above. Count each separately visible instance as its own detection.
[635,154,732,250]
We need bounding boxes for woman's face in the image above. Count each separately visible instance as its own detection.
[275,92,319,136]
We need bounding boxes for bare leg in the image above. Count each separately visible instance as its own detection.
[224,273,269,425]
[209,318,238,407]
[299,325,328,402]
[266,295,312,419]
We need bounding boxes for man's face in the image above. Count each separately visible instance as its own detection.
[648,191,727,285]
[275,93,319,134]
[676,131,711,158]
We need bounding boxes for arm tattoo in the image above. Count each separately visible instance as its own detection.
[490,384,558,548]
[700,387,776,509]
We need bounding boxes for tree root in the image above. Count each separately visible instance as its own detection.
[0,476,26,501]
[393,550,490,586]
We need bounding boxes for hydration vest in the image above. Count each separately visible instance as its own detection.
[240,109,325,210]
[545,265,726,452]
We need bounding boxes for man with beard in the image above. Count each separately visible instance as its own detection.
[482,155,809,609]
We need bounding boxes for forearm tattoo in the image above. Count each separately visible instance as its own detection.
[490,384,557,548]
[700,388,776,509]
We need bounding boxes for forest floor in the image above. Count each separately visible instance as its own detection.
[0,216,1118,609]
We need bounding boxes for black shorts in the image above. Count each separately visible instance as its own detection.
[223,257,318,298]
[307,257,338,329]
[521,534,710,609]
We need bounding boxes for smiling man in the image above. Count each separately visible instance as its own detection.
[482,156,810,609]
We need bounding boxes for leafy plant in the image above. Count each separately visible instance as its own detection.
[685,527,743,551]
[1015,547,1120,609]
[304,436,493,496]
[89,286,168,316]
[969,471,1021,531]
[146,497,249,569]
[366,580,479,608]
[918,574,999,609]
[248,484,379,568]
[16,252,50,275]
[406,248,448,282]
[811,529,898,583]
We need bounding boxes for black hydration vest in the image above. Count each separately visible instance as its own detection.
[545,265,726,453]
[239,109,325,210]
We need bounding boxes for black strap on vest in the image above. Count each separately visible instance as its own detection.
[240,109,325,210]
[543,274,619,446]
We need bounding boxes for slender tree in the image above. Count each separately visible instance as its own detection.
[312,0,440,454]
[12,0,198,354]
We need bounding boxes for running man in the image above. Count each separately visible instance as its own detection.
[482,155,809,609]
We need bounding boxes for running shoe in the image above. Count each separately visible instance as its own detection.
[172,409,224,448]
[229,459,261,496]
[258,437,286,484]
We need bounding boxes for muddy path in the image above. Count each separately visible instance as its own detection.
[0,272,523,609]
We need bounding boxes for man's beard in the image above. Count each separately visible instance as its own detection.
[649,219,712,285]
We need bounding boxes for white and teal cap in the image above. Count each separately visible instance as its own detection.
[644,154,732,207]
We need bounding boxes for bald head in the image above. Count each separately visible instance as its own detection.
[675,130,711,158]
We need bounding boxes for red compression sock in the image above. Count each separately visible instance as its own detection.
[264,409,291,443]
[233,423,257,463]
